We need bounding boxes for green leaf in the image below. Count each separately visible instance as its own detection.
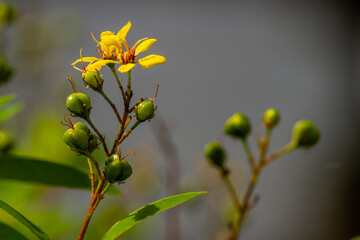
[0,155,121,195]
[0,94,15,108]
[0,199,49,240]
[350,236,360,240]
[102,192,206,240]
[0,102,24,123]
[0,221,28,240]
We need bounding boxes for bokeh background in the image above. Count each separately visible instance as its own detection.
[1,0,359,239]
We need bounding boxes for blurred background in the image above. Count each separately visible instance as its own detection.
[0,0,359,239]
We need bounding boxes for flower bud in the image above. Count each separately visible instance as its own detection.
[263,108,280,129]
[66,93,91,119]
[0,130,13,153]
[204,141,226,170]
[0,59,13,86]
[83,71,103,91]
[135,101,154,122]
[63,122,90,151]
[292,120,320,148]
[104,154,133,183]
[0,3,16,25]
[224,112,251,139]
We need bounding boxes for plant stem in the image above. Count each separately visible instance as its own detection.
[85,152,102,180]
[78,178,107,240]
[241,139,255,168]
[117,120,140,145]
[86,157,95,196]
[85,117,109,157]
[110,66,126,104]
[221,170,241,210]
[99,89,122,124]
[110,71,133,154]
[127,71,132,97]
[265,142,296,165]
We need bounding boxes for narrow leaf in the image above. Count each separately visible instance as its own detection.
[0,102,24,123]
[102,192,206,240]
[0,94,15,108]
[0,155,121,195]
[0,199,49,240]
[0,221,28,240]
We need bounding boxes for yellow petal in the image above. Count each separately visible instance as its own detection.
[87,60,119,72]
[117,21,131,42]
[100,31,114,37]
[118,63,136,73]
[135,39,157,56]
[71,57,100,65]
[101,34,122,51]
[91,33,100,46]
[131,37,148,52]
[138,55,166,69]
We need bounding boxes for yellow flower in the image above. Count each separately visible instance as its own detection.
[72,49,118,76]
[117,36,166,73]
[72,21,166,74]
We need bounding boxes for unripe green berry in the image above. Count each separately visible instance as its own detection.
[83,71,103,91]
[0,59,13,86]
[224,112,251,139]
[63,122,90,150]
[136,101,154,122]
[66,93,91,119]
[87,132,99,153]
[0,130,13,153]
[0,3,16,25]
[292,120,320,148]
[104,154,133,183]
[204,141,226,170]
[263,108,280,129]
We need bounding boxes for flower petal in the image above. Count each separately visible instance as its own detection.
[101,34,122,52]
[118,63,136,73]
[135,39,157,56]
[138,54,166,69]
[117,21,131,42]
[71,57,101,65]
[87,60,119,72]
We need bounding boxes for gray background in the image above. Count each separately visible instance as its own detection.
[5,0,360,239]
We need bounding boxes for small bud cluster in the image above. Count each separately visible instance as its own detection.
[204,108,320,238]
[62,24,164,190]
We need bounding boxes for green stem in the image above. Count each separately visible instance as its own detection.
[85,117,109,157]
[241,139,255,168]
[110,66,126,103]
[265,142,296,165]
[117,120,141,145]
[101,182,111,196]
[258,128,272,167]
[85,152,102,180]
[221,171,241,210]
[86,157,95,196]
[99,89,122,124]
[127,70,132,97]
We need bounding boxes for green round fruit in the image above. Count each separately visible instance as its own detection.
[83,71,103,91]
[0,59,13,86]
[66,93,91,119]
[263,108,280,129]
[204,141,226,169]
[292,120,320,148]
[63,122,90,150]
[0,3,16,25]
[224,112,251,139]
[136,101,154,122]
[104,154,133,183]
[0,130,13,153]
